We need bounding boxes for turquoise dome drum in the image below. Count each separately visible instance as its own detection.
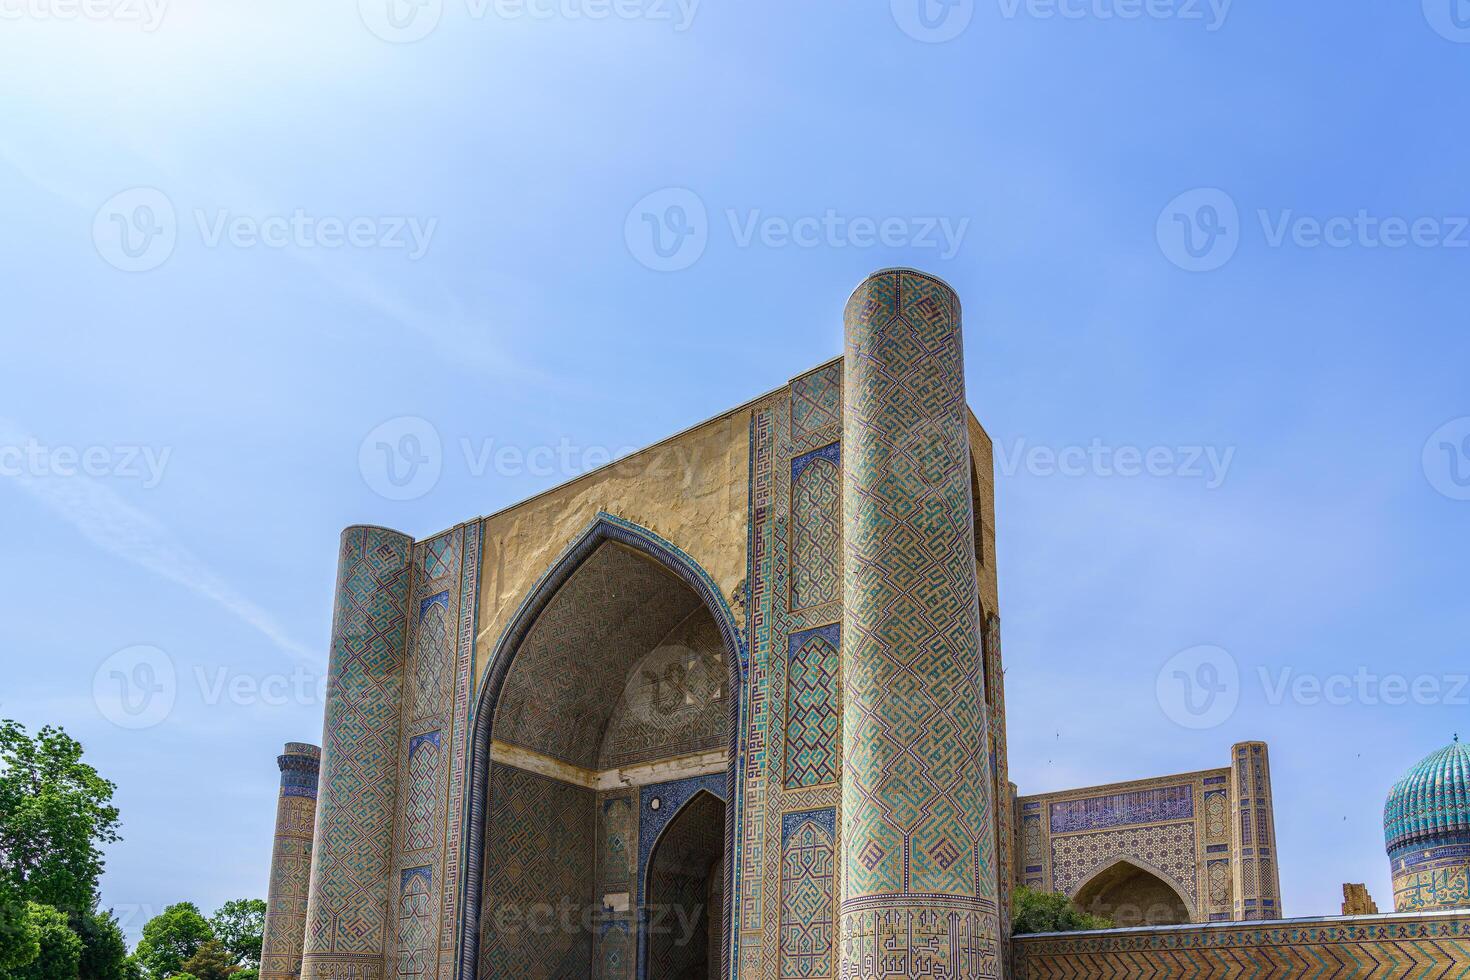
[1384,738,1470,912]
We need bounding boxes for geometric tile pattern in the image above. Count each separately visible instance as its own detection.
[1050,822,1199,912]
[1386,739,1470,912]
[261,744,320,980]
[404,733,440,853]
[302,526,414,980]
[789,447,840,611]
[1393,844,1470,911]
[779,811,835,979]
[644,790,725,980]
[478,763,594,979]
[1233,742,1282,920]
[396,868,432,980]
[784,626,840,790]
[492,543,705,769]
[1011,912,1470,979]
[790,361,841,446]
[840,269,1000,978]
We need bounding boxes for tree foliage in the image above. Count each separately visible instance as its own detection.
[73,907,129,980]
[207,902,264,969]
[0,903,82,980]
[0,722,121,916]
[1011,886,1114,935]
[134,905,212,980]
[178,941,238,980]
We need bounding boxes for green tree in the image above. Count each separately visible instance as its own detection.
[0,903,82,980]
[0,721,121,917]
[178,941,238,980]
[134,905,213,980]
[0,885,40,974]
[1011,886,1113,935]
[207,902,264,969]
[72,907,129,980]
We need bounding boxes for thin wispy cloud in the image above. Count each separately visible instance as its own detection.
[0,418,316,665]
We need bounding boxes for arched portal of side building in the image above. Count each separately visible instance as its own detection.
[474,541,733,979]
[1073,860,1192,927]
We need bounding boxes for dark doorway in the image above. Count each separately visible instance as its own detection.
[645,791,726,979]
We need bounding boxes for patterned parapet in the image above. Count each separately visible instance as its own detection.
[840,269,1002,979]
[302,526,415,980]
[261,743,321,980]
[1011,911,1470,978]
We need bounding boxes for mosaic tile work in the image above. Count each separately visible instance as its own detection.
[789,445,840,611]
[261,744,320,980]
[1232,742,1281,920]
[403,733,440,852]
[1386,739,1470,912]
[840,270,1000,979]
[645,790,725,980]
[478,763,595,979]
[1049,786,1193,834]
[396,869,432,980]
[1011,912,1470,979]
[790,361,842,446]
[1051,823,1199,913]
[779,810,835,979]
[302,527,414,980]
[784,626,840,790]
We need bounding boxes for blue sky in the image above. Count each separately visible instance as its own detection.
[2,0,1468,940]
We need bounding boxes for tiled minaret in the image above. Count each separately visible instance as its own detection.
[840,270,1003,979]
[301,527,414,980]
[260,743,321,980]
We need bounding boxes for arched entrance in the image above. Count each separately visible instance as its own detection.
[460,516,746,980]
[644,791,726,979]
[1073,859,1193,927]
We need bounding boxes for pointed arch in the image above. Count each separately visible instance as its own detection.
[1071,856,1197,926]
[458,513,747,980]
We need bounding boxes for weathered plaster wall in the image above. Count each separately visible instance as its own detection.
[474,407,752,689]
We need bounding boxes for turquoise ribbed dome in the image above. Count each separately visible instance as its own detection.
[1384,738,1470,856]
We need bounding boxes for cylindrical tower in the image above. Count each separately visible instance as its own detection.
[261,743,321,980]
[302,526,415,980]
[840,269,1002,979]
[1229,741,1283,920]
[1385,737,1470,912]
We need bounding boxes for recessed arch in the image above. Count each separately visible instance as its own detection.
[458,513,747,980]
[642,788,726,979]
[1072,856,1196,926]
